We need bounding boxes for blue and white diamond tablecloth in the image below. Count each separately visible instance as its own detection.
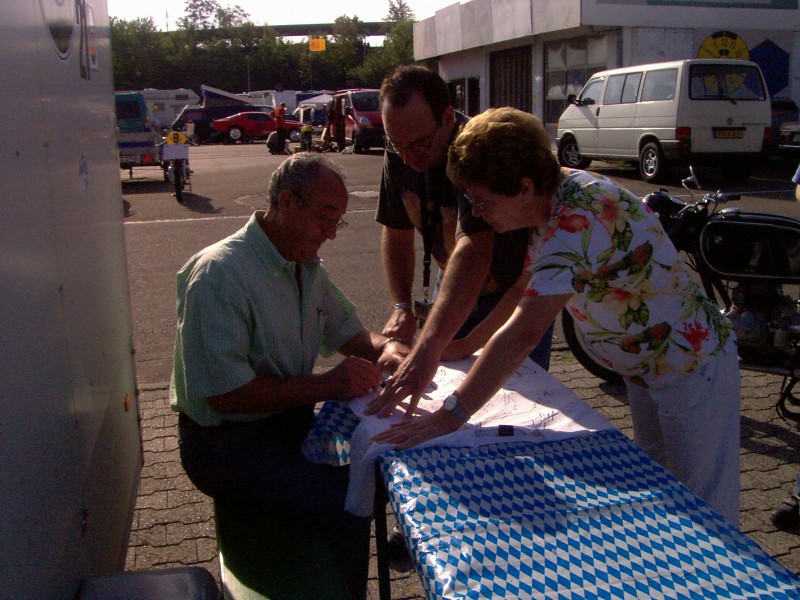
[380,429,800,599]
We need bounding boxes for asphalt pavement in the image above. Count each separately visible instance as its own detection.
[122,146,800,598]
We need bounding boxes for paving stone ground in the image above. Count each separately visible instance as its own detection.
[126,346,800,599]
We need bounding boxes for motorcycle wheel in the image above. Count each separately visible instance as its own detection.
[172,159,184,203]
[561,309,623,385]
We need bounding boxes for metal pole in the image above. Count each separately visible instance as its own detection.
[246,55,251,93]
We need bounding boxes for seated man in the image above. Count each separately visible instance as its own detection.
[170,153,408,600]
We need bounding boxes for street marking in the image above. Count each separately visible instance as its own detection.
[124,207,377,226]
[124,215,248,225]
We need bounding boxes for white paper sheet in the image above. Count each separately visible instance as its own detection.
[344,355,613,516]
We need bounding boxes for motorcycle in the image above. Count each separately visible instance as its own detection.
[563,168,800,420]
[161,132,191,203]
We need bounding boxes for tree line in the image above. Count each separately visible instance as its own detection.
[110,0,422,94]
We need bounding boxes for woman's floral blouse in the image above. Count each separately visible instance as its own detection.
[526,169,732,386]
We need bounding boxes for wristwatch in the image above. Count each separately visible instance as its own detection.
[442,394,469,423]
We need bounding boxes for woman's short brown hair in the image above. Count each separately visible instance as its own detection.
[447,107,562,198]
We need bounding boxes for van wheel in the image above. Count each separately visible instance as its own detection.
[557,138,591,169]
[639,142,666,183]
[228,126,243,143]
[353,138,364,154]
[289,129,301,143]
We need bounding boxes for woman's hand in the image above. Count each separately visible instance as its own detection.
[372,409,464,449]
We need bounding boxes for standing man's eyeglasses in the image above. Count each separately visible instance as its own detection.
[464,192,488,211]
[386,124,440,155]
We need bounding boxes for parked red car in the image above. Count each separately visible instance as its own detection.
[211,111,301,144]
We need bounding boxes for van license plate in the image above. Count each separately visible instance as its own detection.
[713,128,745,139]
[120,154,138,162]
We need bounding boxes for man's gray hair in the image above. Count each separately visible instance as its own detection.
[267,153,346,208]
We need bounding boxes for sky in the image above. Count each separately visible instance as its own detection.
[105,0,460,31]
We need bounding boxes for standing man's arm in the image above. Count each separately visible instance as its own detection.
[367,229,494,418]
[380,226,417,343]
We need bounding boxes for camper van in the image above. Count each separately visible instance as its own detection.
[556,59,771,182]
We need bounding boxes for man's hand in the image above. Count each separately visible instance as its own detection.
[325,357,382,401]
[381,306,416,346]
[376,339,411,374]
[365,343,440,418]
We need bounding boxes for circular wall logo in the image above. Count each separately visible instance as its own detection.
[40,0,76,59]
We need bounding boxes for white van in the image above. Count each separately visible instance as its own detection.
[556,59,771,182]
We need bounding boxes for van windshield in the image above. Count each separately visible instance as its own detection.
[351,92,380,112]
[689,64,766,101]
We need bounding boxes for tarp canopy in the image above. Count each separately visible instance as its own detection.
[299,93,332,106]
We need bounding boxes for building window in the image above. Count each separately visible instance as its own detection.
[467,77,480,116]
[448,79,466,113]
[544,38,606,125]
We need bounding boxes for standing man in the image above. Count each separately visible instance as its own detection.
[375,65,553,410]
[170,154,408,599]
[270,101,288,153]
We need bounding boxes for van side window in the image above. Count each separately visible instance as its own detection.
[604,73,642,105]
[621,73,642,103]
[579,78,604,105]
[603,75,625,105]
[641,69,677,102]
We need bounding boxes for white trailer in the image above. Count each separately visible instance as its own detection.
[1,1,142,597]
[139,88,200,131]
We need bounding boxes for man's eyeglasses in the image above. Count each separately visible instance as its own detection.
[292,191,348,231]
[386,125,440,155]
[464,192,487,211]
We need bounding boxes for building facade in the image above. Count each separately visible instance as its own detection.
[413,0,799,137]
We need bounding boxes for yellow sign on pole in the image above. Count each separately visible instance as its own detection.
[165,131,187,145]
[309,38,326,52]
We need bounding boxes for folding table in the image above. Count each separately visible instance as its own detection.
[303,357,800,599]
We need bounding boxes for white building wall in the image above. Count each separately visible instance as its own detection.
[435,3,464,56]
[792,32,800,102]
[413,17,437,60]
[532,0,582,34]
[440,48,490,108]
[581,0,799,31]
[462,0,494,49]
[492,0,533,41]
[414,0,800,112]
[625,28,696,66]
